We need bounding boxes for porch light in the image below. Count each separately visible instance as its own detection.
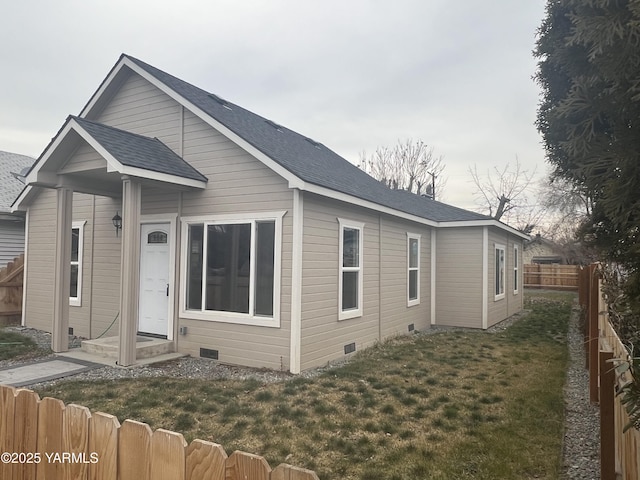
[112,212,122,237]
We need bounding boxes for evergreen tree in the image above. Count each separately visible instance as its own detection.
[535,0,640,294]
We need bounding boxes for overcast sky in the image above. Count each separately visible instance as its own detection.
[0,0,547,211]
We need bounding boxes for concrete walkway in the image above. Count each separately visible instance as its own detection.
[0,356,103,387]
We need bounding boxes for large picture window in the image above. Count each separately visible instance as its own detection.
[182,213,283,326]
[407,233,421,306]
[70,221,85,307]
[338,219,364,320]
[495,244,505,300]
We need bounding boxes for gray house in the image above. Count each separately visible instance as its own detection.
[13,55,527,372]
[0,151,34,268]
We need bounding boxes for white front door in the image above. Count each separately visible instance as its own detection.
[138,223,171,337]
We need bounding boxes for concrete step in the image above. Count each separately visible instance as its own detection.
[81,336,173,360]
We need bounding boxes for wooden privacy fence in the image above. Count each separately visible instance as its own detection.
[0,385,319,480]
[0,254,23,324]
[580,264,640,480]
[524,263,579,290]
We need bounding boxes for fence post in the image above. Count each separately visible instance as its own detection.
[589,265,600,404]
[580,265,591,370]
[599,349,616,480]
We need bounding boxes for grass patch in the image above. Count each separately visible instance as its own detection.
[0,329,39,360]
[35,291,573,479]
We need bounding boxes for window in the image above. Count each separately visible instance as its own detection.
[148,231,168,244]
[182,212,283,326]
[70,221,85,306]
[338,219,364,320]
[513,245,519,294]
[495,244,505,300]
[407,233,421,306]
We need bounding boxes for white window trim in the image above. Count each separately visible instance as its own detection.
[495,243,506,301]
[69,220,86,307]
[407,232,421,307]
[513,244,519,295]
[179,211,285,328]
[338,218,364,321]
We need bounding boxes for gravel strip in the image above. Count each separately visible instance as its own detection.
[2,305,601,479]
[562,306,600,480]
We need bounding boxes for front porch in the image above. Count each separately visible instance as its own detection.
[18,115,207,367]
[57,336,184,367]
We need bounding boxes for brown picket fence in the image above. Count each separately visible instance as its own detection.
[524,263,579,290]
[0,384,319,480]
[580,264,640,480]
[0,254,23,325]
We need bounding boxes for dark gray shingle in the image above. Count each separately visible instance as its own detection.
[72,116,207,183]
[126,55,491,223]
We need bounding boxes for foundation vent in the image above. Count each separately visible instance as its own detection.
[68,327,74,335]
[200,348,219,360]
[408,323,415,332]
[344,342,356,355]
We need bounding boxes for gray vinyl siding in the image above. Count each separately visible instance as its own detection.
[379,216,431,338]
[24,188,121,339]
[508,239,524,317]
[487,228,523,327]
[488,229,507,327]
[92,73,293,369]
[88,196,121,339]
[59,143,106,173]
[175,110,294,371]
[435,227,483,328]
[95,73,181,152]
[23,189,56,332]
[68,193,94,338]
[0,220,25,268]
[300,194,381,371]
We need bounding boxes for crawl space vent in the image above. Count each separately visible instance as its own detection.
[408,323,415,332]
[344,342,356,355]
[200,348,219,360]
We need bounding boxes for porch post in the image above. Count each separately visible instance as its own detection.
[118,176,141,366]
[52,186,73,352]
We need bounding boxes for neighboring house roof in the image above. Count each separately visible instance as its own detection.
[72,116,207,183]
[0,151,35,213]
[121,55,492,225]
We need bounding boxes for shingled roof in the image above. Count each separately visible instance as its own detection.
[71,116,207,183]
[124,55,493,224]
[0,151,34,213]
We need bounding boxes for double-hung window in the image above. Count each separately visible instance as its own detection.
[513,245,519,294]
[495,244,506,300]
[181,212,283,327]
[70,221,85,306]
[338,219,364,320]
[407,233,420,306]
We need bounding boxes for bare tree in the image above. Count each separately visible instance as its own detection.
[535,174,594,245]
[359,139,446,199]
[469,158,541,231]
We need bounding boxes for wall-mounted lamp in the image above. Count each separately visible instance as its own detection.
[112,212,122,237]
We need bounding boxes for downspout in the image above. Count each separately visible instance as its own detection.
[482,226,488,329]
[175,191,183,344]
[430,228,436,325]
[20,208,29,327]
[174,106,185,346]
[88,195,96,338]
[289,189,303,374]
[378,213,382,341]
